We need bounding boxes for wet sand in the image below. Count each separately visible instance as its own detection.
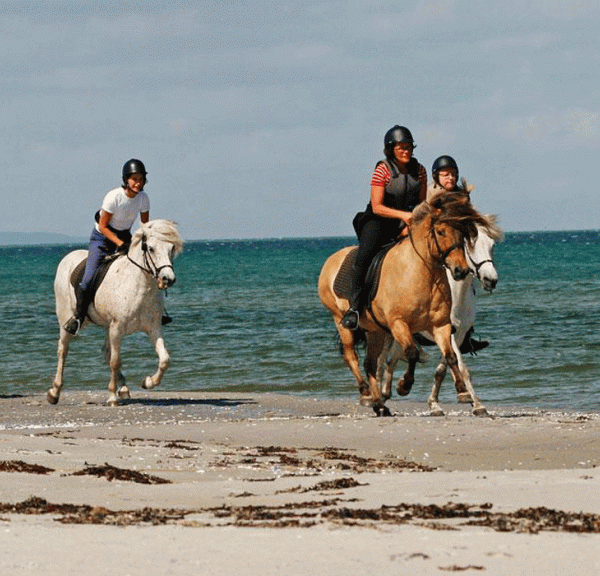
[1,391,600,575]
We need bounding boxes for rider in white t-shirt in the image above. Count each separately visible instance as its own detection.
[64,159,150,335]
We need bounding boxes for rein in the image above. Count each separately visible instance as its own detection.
[127,237,174,281]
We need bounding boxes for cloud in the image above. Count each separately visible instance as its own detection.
[504,108,599,148]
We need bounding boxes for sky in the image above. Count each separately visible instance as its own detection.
[1,0,599,240]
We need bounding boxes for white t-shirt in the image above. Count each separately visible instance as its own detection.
[95,187,150,231]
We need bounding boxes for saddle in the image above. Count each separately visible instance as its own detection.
[70,254,121,303]
[333,241,400,306]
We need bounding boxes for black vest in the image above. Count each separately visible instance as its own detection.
[366,158,422,214]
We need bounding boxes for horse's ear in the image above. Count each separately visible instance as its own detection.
[141,234,148,251]
[461,177,475,195]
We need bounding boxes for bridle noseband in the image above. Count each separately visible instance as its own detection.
[127,236,174,281]
[430,222,464,268]
[467,251,494,281]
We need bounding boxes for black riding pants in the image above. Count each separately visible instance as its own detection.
[350,217,401,308]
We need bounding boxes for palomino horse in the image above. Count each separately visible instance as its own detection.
[379,217,503,416]
[318,192,490,416]
[48,219,183,406]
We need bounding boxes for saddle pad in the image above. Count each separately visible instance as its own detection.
[333,243,396,304]
[332,248,357,299]
[70,255,119,301]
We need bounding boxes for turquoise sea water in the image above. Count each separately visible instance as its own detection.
[1,231,599,412]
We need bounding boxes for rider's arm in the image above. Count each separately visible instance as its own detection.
[370,185,414,226]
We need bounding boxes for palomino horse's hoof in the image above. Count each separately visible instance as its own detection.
[373,405,392,417]
[396,381,413,397]
[107,398,119,407]
[46,390,59,405]
[430,408,445,417]
[118,386,131,400]
[359,395,375,407]
[457,392,473,404]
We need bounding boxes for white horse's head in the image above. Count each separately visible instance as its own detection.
[130,219,183,289]
[467,217,503,292]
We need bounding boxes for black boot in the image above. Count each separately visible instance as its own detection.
[64,286,92,336]
[340,265,364,330]
[459,328,489,355]
[340,308,359,330]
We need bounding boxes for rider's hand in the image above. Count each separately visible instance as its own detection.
[116,242,130,254]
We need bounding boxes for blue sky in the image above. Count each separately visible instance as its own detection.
[2,0,598,239]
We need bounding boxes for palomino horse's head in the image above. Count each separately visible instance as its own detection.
[413,191,490,281]
[130,219,183,289]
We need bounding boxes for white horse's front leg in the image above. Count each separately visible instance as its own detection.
[451,336,487,416]
[48,329,72,404]
[103,335,130,399]
[142,329,170,390]
[106,325,125,406]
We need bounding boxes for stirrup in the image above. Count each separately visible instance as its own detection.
[64,317,81,336]
[340,309,359,330]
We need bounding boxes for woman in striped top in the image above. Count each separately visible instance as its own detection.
[341,125,427,330]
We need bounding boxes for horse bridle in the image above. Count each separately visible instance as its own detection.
[430,222,465,268]
[466,251,493,281]
[127,236,174,281]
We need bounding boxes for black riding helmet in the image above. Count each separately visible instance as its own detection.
[384,125,415,159]
[122,158,147,185]
[432,155,459,183]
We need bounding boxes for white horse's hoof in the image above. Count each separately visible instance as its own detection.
[473,406,488,417]
[430,408,445,417]
[46,390,59,405]
[118,387,131,399]
[141,376,156,390]
[107,397,119,407]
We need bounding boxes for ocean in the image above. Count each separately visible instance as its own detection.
[1,230,599,412]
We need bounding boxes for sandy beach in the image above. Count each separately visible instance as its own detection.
[1,390,600,575]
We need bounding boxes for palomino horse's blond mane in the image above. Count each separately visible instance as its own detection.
[413,190,489,247]
[418,185,503,244]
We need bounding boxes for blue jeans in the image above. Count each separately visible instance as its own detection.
[79,227,131,292]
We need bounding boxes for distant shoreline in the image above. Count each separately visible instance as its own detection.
[1,228,599,247]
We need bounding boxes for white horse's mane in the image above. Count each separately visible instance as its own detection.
[459,178,504,243]
[481,214,504,242]
[131,219,184,256]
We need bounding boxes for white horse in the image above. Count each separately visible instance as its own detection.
[48,219,183,406]
[379,217,503,416]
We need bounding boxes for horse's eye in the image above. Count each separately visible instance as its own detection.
[436,229,445,237]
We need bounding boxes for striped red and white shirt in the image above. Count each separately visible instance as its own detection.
[370,161,428,190]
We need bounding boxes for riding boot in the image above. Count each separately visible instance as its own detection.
[459,327,489,355]
[340,265,365,330]
[64,286,93,336]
